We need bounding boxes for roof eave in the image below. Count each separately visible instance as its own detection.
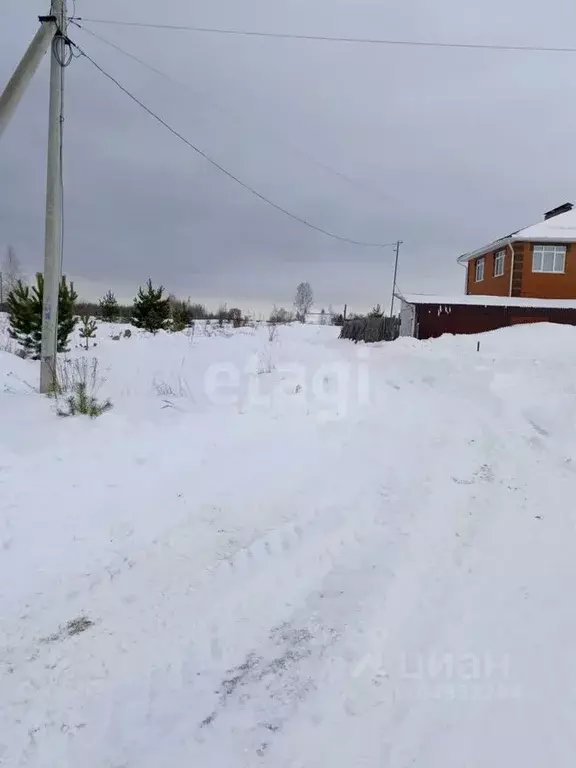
[457,236,513,264]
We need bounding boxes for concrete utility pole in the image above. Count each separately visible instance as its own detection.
[389,240,402,318]
[0,5,69,390]
[0,20,53,140]
[40,0,67,393]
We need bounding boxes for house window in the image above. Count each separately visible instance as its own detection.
[532,244,566,273]
[475,257,485,282]
[494,249,506,277]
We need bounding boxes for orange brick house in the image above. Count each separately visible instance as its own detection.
[399,203,576,339]
[458,202,576,299]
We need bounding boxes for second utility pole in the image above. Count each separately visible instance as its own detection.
[389,240,402,318]
[40,0,67,393]
[0,20,53,140]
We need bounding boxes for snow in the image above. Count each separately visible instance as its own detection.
[401,292,576,309]
[514,206,576,242]
[459,206,576,263]
[457,236,512,263]
[2,318,576,766]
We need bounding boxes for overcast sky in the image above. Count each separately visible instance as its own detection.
[2,0,576,314]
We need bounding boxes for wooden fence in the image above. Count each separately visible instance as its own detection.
[339,316,400,343]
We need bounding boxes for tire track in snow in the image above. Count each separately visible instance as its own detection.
[2,344,518,767]
[132,419,494,765]
[265,418,569,768]
[0,412,402,764]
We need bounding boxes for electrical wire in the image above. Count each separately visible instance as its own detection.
[70,41,398,249]
[52,32,74,67]
[70,22,184,82]
[73,18,576,54]
[71,21,397,206]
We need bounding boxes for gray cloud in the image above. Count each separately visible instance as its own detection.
[2,0,576,314]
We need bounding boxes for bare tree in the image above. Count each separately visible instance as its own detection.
[3,246,22,296]
[294,282,314,323]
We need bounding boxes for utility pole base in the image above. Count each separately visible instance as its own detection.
[40,356,57,394]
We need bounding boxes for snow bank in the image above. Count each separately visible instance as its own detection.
[1,320,576,766]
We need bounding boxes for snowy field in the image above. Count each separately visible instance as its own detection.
[1,318,576,766]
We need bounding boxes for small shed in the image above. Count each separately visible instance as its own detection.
[398,294,576,340]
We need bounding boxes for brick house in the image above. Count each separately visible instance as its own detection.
[399,203,576,339]
[459,202,576,299]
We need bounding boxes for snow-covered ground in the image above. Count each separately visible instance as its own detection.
[1,319,576,767]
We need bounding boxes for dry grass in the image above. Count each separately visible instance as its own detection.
[267,323,278,343]
[152,357,193,400]
[152,375,193,398]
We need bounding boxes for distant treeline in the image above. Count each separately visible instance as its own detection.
[76,299,247,322]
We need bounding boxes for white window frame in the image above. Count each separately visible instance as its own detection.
[532,244,566,274]
[475,257,485,282]
[494,249,506,277]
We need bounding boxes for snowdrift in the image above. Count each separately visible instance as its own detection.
[1,321,576,767]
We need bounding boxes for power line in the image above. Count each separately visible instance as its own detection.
[71,22,397,207]
[70,41,398,249]
[71,22,178,82]
[74,18,576,54]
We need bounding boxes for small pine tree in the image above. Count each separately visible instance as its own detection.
[7,273,77,358]
[55,276,78,352]
[99,290,119,322]
[132,279,170,333]
[57,382,113,418]
[7,280,36,357]
[369,303,384,318]
[79,315,98,350]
